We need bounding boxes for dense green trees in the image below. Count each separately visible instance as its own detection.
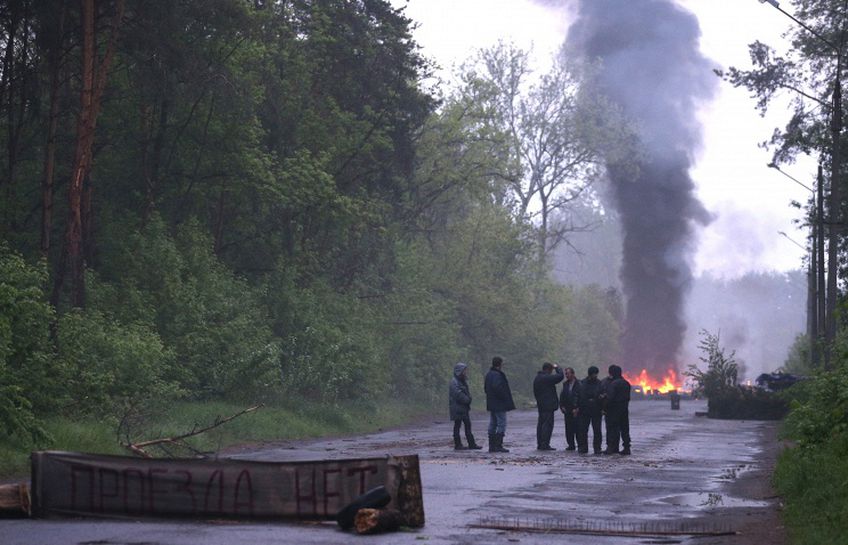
[0,0,621,444]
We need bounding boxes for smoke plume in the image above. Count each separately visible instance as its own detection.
[565,0,716,376]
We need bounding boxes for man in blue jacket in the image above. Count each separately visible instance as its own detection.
[484,356,516,453]
[533,362,564,450]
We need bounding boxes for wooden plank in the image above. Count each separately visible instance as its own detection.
[0,483,30,517]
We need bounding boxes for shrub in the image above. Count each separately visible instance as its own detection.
[0,244,54,443]
[92,217,281,399]
[707,387,788,420]
[55,308,180,416]
[774,432,848,545]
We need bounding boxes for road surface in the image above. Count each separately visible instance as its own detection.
[1,399,785,545]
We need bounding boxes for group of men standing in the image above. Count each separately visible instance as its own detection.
[535,362,631,455]
[449,357,631,455]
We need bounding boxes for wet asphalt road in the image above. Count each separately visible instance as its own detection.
[1,399,782,545]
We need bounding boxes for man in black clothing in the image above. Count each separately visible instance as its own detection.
[558,367,581,451]
[449,363,483,450]
[602,364,632,455]
[484,356,516,453]
[533,362,564,450]
[577,366,604,454]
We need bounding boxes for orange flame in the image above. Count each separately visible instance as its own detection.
[624,368,681,394]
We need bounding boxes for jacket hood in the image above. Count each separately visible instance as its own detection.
[454,362,468,378]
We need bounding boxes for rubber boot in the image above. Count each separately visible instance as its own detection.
[495,433,510,453]
[488,434,498,453]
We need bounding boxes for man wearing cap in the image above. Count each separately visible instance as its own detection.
[577,366,604,454]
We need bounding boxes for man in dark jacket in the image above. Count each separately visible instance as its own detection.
[558,367,581,450]
[533,362,564,450]
[577,366,604,454]
[484,356,516,453]
[449,362,483,450]
[602,364,632,455]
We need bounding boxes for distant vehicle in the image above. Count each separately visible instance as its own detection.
[755,372,804,391]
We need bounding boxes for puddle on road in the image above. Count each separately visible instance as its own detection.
[657,491,770,509]
[713,463,754,482]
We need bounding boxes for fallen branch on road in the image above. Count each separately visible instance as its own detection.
[119,404,264,458]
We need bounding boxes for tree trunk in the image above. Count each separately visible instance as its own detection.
[1,2,21,230]
[141,94,169,226]
[52,0,124,307]
[214,180,228,254]
[41,2,67,256]
[825,74,842,369]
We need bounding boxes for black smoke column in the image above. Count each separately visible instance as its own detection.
[566,0,716,376]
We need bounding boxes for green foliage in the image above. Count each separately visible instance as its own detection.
[705,388,788,420]
[721,0,845,164]
[774,427,848,545]
[781,333,817,375]
[686,330,739,398]
[773,328,848,544]
[561,284,621,372]
[781,338,848,448]
[92,218,281,400]
[0,0,620,460]
[0,245,53,443]
[379,241,465,404]
[54,308,180,416]
[683,330,786,420]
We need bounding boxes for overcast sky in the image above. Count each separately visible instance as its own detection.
[391,0,815,279]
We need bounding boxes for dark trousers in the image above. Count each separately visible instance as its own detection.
[536,410,555,448]
[563,411,577,448]
[605,410,630,452]
[577,412,603,453]
[453,416,474,442]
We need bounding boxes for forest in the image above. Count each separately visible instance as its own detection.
[0,0,628,458]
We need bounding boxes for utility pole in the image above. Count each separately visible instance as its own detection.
[817,164,826,367]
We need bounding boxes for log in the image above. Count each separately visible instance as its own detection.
[335,485,391,530]
[0,483,30,517]
[354,508,404,534]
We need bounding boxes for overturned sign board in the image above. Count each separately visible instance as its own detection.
[30,451,423,526]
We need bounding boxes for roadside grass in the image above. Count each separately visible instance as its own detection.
[773,433,848,545]
[0,399,429,481]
